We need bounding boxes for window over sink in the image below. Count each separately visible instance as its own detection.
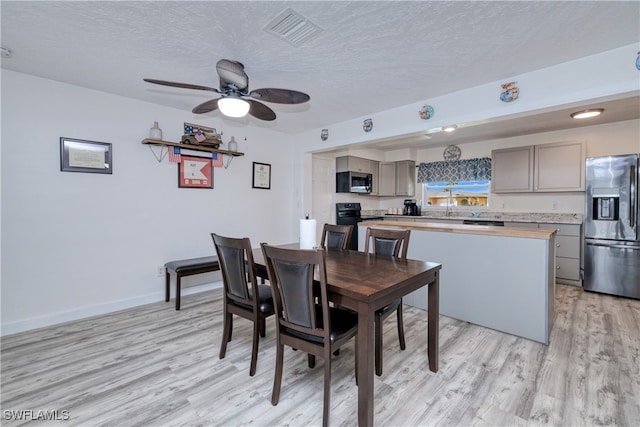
[422,180,491,209]
[417,157,491,211]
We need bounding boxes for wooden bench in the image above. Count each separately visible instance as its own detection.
[165,256,220,310]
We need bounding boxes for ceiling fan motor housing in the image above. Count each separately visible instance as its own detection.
[216,59,249,92]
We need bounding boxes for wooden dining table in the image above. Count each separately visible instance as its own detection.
[252,244,442,427]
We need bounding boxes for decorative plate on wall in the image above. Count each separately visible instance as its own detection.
[363,118,373,132]
[500,81,519,102]
[419,104,434,120]
[443,145,461,161]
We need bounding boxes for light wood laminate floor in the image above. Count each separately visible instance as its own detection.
[2,285,639,426]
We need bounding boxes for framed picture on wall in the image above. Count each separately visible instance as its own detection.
[178,155,213,189]
[252,162,271,189]
[60,137,112,174]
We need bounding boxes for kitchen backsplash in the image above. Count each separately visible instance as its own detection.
[362,210,583,224]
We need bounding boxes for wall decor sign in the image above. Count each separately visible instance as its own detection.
[321,128,329,141]
[60,137,112,174]
[178,155,213,189]
[419,104,434,120]
[252,162,271,190]
[363,118,373,132]
[500,81,519,102]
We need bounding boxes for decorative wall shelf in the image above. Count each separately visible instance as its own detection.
[142,138,245,157]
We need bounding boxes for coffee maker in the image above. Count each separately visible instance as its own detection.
[403,199,419,216]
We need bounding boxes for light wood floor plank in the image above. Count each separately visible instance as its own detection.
[2,285,639,426]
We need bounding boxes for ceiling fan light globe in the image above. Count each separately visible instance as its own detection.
[218,97,250,118]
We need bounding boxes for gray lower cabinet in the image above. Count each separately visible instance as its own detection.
[539,223,581,286]
[508,221,582,286]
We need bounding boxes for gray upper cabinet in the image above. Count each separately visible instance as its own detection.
[492,141,585,193]
[492,146,535,193]
[336,155,370,173]
[378,160,415,196]
[378,162,396,196]
[534,141,585,192]
[395,160,416,196]
[370,160,380,195]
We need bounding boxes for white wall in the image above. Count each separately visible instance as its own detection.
[296,44,639,154]
[1,70,298,334]
[297,44,639,216]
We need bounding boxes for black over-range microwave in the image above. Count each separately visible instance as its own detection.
[336,171,372,193]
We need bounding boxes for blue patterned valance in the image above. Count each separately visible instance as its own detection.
[417,157,492,183]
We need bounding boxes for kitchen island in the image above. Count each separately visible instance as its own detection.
[358,221,557,344]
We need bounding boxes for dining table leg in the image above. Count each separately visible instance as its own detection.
[357,301,375,427]
[427,271,440,372]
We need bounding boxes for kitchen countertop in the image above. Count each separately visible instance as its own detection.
[371,211,582,225]
[360,220,557,240]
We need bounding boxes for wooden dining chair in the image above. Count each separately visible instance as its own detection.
[211,233,275,376]
[364,227,411,376]
[260,244,358,427]
[320,223,353,250]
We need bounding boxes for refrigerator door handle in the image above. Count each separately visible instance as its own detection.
[586,241,640,250]
[631,164,636,228]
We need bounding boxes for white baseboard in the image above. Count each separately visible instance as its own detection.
[1,281,223,337]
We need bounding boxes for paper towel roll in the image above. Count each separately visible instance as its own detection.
[299,219,317,249]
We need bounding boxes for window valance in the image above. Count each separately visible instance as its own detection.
[417,157,492,183]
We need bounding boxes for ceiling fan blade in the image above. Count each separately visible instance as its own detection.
[249,88,310,104]
[144,78,220,93]
[248,100,276,121]
[192,99,220,114]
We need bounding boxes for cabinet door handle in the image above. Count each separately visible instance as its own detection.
[557,266,560,269]
[556,243,560,247]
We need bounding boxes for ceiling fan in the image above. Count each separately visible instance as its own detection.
[144,59,310,121]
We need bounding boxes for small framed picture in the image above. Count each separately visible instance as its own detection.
[178,155,213,189]
[252,162,271,189]
[60,137,112,174]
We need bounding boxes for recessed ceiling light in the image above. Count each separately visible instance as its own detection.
[571,109,604,119]
[442,125,458,132]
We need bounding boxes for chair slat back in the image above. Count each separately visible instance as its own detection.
[212,234,257,305]
[261,244,330,341]
[320,224,353,250]
[364,228,411,259]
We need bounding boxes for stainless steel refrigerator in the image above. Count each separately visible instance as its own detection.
[584,154,640,299]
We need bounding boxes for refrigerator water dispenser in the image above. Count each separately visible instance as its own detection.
[592,188,620,221]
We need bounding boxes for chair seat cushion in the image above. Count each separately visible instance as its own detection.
[165,256,219,273]
[231,284,274,313]
[284,306,358,345]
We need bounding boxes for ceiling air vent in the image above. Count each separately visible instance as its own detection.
[264,8,323,47]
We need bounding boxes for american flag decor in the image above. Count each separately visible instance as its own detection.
[168,146,181,163]
[211,152,223,168]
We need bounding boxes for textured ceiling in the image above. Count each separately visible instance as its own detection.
[2,1,639,142]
